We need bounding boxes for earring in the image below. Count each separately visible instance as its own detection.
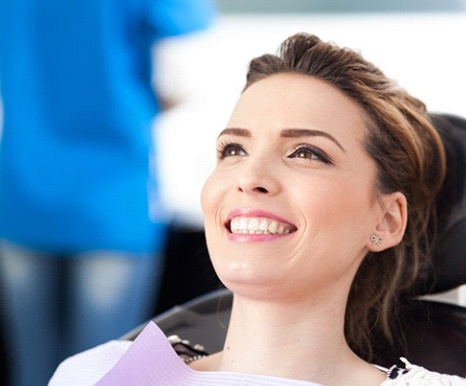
[370,233,382,247]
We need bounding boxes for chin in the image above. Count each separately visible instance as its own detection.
[213,264,289,299]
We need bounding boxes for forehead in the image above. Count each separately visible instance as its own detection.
[228,73,368,142]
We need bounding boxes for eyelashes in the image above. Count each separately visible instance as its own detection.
[217,141,247,160]
[287,144,334,165]
[216,141,334,165]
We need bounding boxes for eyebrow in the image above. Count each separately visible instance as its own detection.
[218,127,345,153]
[280,128,345,152]
[217,128,251,138]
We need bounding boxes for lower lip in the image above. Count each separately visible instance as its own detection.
[227,232,293,242]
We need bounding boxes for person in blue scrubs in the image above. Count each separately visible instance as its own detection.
[0,1,216,385]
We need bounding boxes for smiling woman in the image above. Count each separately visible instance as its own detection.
[201,74,387,312]
[232,34,449,362]
[49,33,465,385]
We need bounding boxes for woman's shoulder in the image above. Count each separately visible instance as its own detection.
[48,339,132,386]
[380,358,466,385]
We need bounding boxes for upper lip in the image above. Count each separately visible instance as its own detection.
[225,208,297,233]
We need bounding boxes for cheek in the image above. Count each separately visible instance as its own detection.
[200,171,229,238]
[200,177,219,260]
[298,179,376,243]
[200,173,219,217]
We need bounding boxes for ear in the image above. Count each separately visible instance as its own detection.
[368,192,408,252]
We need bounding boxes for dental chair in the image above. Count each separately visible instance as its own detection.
[122,113,466,377]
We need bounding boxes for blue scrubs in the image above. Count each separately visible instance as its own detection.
[0,1,216,385]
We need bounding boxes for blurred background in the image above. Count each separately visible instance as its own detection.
[0,1,466,384]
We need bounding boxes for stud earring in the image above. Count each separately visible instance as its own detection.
[370,233,382,247]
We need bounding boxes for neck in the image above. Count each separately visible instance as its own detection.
[214,289,381,385]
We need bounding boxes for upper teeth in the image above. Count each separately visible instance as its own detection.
[229,216,294,235]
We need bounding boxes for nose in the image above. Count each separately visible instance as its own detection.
[238,184,269,194]
[236,158,279,196]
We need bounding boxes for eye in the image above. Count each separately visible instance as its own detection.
[288,144,333,165]
[217,142,248,160]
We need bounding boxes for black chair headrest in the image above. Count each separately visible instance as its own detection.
[423,113,466,294]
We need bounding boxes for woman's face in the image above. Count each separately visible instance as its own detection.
[201,73,384,303]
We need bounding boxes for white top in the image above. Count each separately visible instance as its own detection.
[49,322,466,386]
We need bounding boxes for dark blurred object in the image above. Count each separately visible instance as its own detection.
[0,295,11,386]
[415,114,466,295]
[372,299,466,376]
[155,226,222,315]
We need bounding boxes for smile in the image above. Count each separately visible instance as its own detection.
[228,216,297,235]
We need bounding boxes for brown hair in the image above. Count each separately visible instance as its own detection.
[244,33,446,359]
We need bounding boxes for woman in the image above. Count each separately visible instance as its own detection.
[49,33,465,385]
